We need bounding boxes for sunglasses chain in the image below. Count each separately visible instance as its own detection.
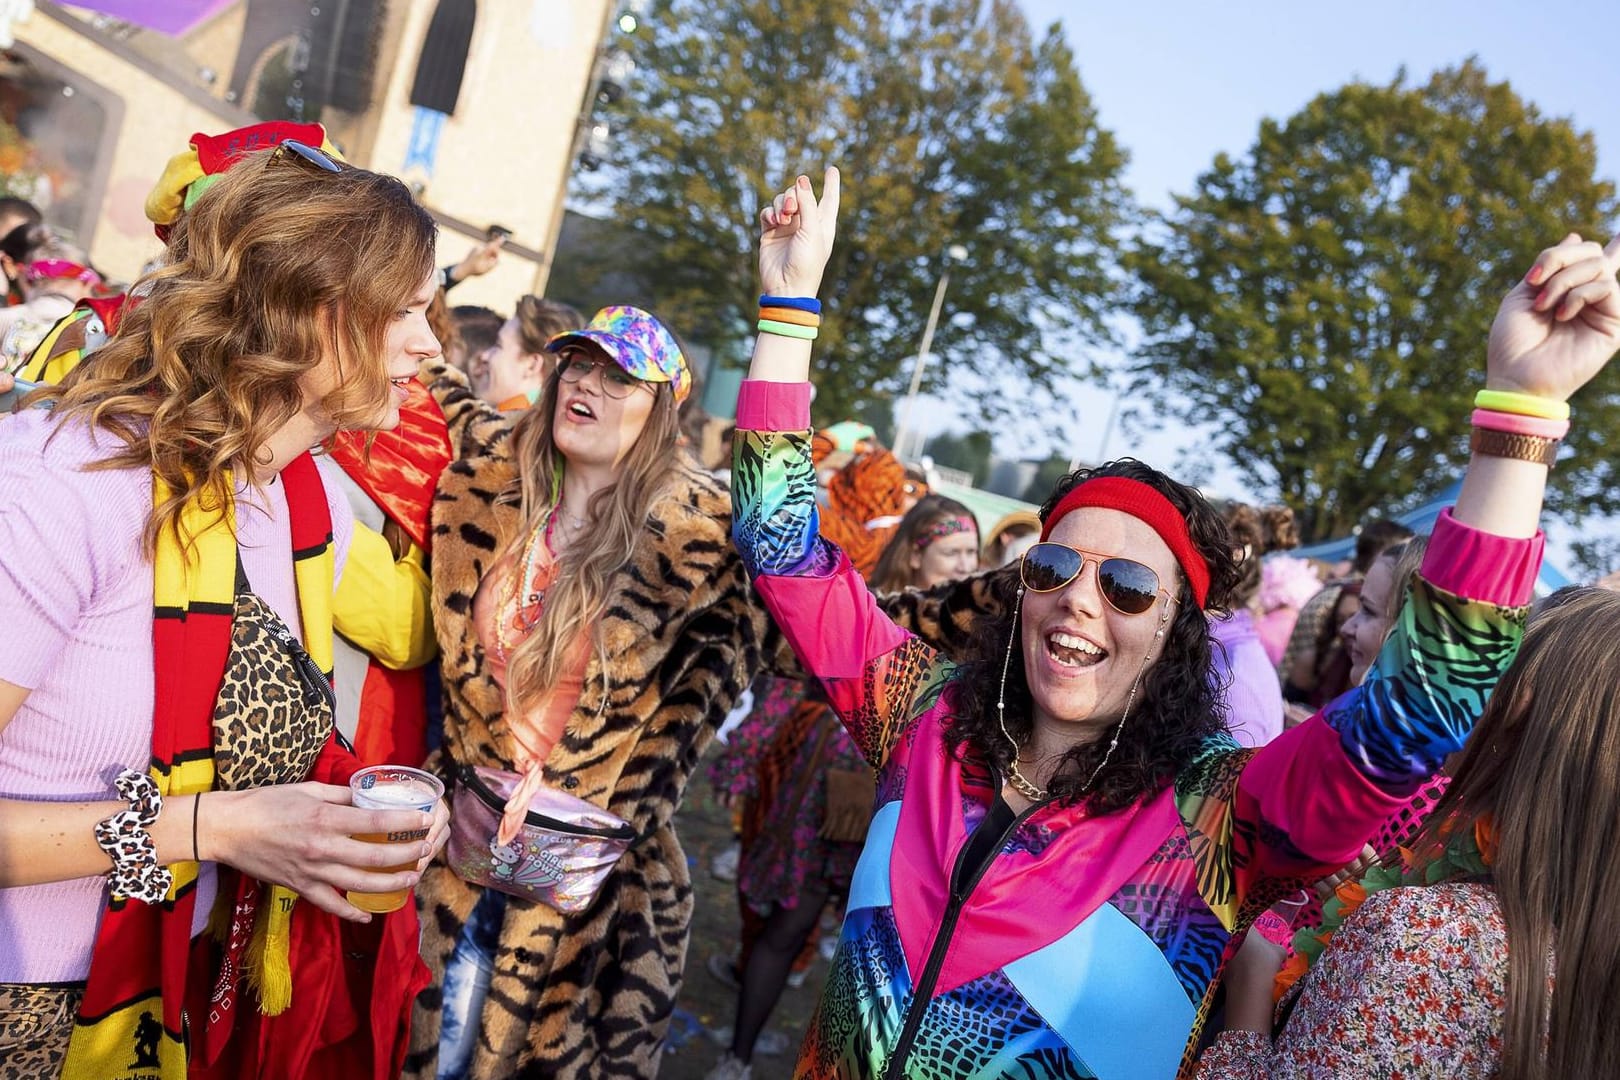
[996,586,1172,803]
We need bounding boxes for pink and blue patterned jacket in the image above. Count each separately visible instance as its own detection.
[731,380,1540,1080]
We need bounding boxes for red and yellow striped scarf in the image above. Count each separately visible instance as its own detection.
[60,453,335,1080]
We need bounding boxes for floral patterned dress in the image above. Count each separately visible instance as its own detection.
[1197,882,1511,1079]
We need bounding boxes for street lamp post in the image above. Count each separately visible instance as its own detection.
[894,243,968,461]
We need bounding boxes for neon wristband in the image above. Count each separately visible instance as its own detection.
[1474,388,1569,421]
[1470,409,1569,440]
[758,306,821,327]
[758,319,819,340]
[758,294,822,314]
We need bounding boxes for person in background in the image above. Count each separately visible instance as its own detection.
[438,233,506,294]
[0,196,43,305]
[1339,537,1430,688]
[867,494,982,595]
[706,504,982,1080]
[1280,517,1413,708]
[1211,502,1300,746]
[1253,555,1322,665]
[449,304,505,382]
[813,432,927,575]
[0,227,99,370]
[471,294,584,411]
[1201,588,1620,1080]
[981,509,1042,568]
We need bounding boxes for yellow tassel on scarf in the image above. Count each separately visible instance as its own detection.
[244,885,298,1015]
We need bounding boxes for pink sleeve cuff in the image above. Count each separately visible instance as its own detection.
[755,556,910,681]
[736,379,811,431]
[1242,715,1407,866]
[1422,508,1544,607]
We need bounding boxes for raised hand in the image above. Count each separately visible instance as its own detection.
[1487,233,1620,401]
[759,167,841,298]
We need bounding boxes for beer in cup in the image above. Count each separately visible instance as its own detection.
[347,765,443,914]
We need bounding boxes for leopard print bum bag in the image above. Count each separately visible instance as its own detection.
[0,566,335,1072]
[212,563,337,790]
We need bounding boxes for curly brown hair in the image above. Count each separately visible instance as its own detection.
[42,149,437,549]
[945,459,1244,811]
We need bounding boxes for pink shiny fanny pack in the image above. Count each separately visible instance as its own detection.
[447,764,639,912]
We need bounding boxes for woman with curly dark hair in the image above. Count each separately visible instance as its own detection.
[729,167,1608,1080]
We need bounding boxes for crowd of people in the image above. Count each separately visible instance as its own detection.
[0,118,1618,1080]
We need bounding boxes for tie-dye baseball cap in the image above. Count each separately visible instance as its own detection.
[544,305,690,403]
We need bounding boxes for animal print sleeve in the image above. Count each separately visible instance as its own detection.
[417,357,515,462]
[732,380,934,768]
[1320,509,1536,787]
[1175,511,1539,928]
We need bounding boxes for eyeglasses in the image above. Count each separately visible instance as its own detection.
[557,351,651,399]
[271,139,341,173]
[1019,542,1171,616]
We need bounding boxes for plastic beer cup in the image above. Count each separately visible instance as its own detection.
[347,765,443,914]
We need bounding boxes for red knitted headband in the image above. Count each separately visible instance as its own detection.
[1040,476,1211,607]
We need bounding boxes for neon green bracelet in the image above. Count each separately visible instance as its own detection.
[1474,389,1569,421]
[758,318,819,341]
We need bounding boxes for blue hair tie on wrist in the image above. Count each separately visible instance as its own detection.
[759,294,822,314]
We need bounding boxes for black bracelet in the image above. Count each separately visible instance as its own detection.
[191,794,201,862]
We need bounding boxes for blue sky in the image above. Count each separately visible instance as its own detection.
[923,0,1618,564]
[1020,0,1619,215]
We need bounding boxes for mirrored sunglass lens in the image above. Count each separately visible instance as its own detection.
[282,140,340,172]
[1098,559,1159,614]
[1021,544,1082,592]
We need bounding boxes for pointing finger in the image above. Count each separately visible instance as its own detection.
[1605,232,1620,264]
[820,166,842,243]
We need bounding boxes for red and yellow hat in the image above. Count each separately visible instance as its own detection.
[144,121,343,239]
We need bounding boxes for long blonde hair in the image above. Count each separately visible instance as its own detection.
[1414,588,1620,1080]
[42,150,437,549]
[500,365,682,714]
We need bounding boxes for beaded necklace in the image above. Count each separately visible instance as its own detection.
[496,508,559,659]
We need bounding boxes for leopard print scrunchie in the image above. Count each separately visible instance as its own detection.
[92,769,173,904]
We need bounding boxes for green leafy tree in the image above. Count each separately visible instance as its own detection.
[586,0,1131,425]
[1126,61,1618,541]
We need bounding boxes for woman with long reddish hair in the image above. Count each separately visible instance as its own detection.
[0,147,449,1078]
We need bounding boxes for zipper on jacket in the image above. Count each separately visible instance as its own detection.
[881,773,1045,1080]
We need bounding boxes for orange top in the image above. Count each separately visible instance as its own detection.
[471,539,590,773]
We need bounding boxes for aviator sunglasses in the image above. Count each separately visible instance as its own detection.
[1019,542,1171,615]
[270,138,342,173]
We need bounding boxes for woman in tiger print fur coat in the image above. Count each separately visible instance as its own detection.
[402,302,991,1079]
[398,304,788,1079]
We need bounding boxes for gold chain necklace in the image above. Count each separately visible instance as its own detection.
[1004,756,1049,802]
